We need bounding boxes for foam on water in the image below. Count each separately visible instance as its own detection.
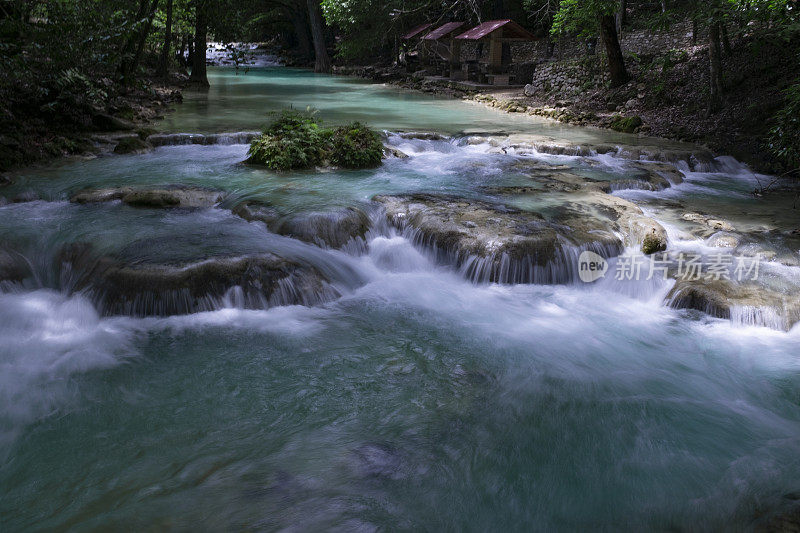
[0,290,139,446]
[3,67,800,528]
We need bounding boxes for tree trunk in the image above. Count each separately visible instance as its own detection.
[599,13,628,88]
[124,0,160,86]
[190,0,209,86]
[157,0,173,78]
[290,7,312,60]
[708,19,723,112]
[118,0,149,82]
[616,0,627,35]
[721,22,732,56]
[306,0,330,73]
[187,33,195,67]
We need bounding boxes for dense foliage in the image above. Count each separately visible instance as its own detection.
[247,110,328,170]
[768,82,800,174]
[247,110,383,170]
[329,122,384,168]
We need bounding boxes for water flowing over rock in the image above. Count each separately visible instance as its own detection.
[147,132,260,146]
[85,253,338,317]
[480,163,670,256]
[666,278,800,331]
[374,193,623,284]
[70,186,225,208]
[0,249,27,284]
[233,202,371,250]
[113,136,150,154]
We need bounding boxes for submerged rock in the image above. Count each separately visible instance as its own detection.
[352,443,406,480]
[70,186,224,208]
[233,202,371,249]
[374,193,623,284]
[232,201,282,226]
[85,253,337,317]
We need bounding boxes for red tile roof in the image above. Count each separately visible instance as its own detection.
[422,22,465,40]
[402,23,434,40]
[455,19,537,40]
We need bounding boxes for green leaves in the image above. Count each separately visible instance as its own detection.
[247,110,383,170]
[768,81,800,173]
[329,122,383,168]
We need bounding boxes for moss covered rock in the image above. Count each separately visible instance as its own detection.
[642,230,667,255]
[610,115,643,133]
[113,136,150,154]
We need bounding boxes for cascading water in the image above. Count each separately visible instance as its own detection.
[2,66,800,531]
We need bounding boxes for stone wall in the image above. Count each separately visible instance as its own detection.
[524,58,610,99]
[620,20,700,55]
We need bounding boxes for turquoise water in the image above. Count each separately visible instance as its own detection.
[1,67,800,531]
[161,67,650,145]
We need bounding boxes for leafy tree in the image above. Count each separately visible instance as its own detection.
[551,0,628,86]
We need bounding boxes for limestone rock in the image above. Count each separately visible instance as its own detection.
[233,203,371,249]
[70,186,224,208]
[373,193,622,284]
[86,253,337,316]
[523,84,537,97]
[666,278,800,331]
[113,136,150,154]
[273,207,371,249]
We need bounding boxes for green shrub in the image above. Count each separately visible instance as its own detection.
[329,122,384,169]
[768,82,800,174]
[246,109,328,170]
[247,111,384,170]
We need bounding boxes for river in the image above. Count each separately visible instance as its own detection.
[1,65,799,530]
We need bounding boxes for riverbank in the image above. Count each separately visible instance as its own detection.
[333,32,797,176]
[0,74,186,174]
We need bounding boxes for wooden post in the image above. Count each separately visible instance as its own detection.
[449,38,462,77]
[488,32,502,74]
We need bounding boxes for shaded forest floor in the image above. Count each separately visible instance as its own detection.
[0,75,186,174]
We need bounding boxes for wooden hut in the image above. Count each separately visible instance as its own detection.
[421,22,465,78]
[455,19,537,85]
[401,23,434,66]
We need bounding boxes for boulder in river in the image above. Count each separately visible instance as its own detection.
[666,277,800,331]
[233,201,371,249]
[273,207,371,249]
[373,193,623,284]
[113,136,151,154]
[70,186,225,208]
[85,253,338,317]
